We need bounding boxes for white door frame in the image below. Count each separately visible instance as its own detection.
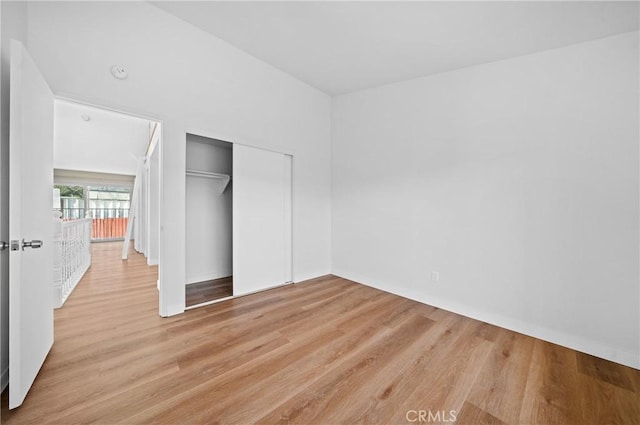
[52,95,164,313]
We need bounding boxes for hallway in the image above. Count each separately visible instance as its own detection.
[1,242,159,423]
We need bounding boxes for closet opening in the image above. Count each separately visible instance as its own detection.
[185,135,233,307]
[184,133,294,310]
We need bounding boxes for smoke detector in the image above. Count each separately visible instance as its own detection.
[110,65,128,80]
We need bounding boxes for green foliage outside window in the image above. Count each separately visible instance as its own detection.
[54,185,84,198]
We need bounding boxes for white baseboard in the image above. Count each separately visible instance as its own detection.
[1,366,8,392]
[293,270,332,284]
[333,270,640,370]
[186,271,232,285]
[163,303,184,317]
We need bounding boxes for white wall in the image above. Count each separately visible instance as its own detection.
[25,1,332,316]
[185,135,232,283]
[332,32,640,368]
[0,0,29,392]
[19,1,636,370]
[54,100,151,176]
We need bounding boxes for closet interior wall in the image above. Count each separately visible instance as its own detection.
[185,134,233,286]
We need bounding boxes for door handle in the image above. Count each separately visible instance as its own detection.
[22,239,43,250]
[0,241,7,251]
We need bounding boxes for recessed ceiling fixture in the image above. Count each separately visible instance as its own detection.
[81,114,91,122]
[110,65,128,80]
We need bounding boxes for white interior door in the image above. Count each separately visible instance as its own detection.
[8,39,55,409]
[233,144,292,296]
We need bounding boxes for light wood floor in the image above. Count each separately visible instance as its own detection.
[2,242,639,424]
[186,276,233,307]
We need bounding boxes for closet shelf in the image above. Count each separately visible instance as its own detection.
[186,169,231,194]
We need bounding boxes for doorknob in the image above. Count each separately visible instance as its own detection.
[21,239,43,250]
[0,241,7,251]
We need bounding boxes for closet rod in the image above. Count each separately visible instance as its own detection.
[185,169,230,179]
[186,169,231,194]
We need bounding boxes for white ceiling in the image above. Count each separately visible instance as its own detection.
[54,100,154,176]
[151,1,639,96]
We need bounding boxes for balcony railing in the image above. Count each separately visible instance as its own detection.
[53,218,92,308]
[60,208,130,240]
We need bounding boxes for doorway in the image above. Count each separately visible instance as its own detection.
[184,133,293,308]
[185,135,233,307]
[52,99,162,308]
[3,40,164,410]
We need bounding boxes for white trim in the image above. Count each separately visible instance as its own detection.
[292,271,331,284]
[186,272,232,285]
[333,270,640,370]
[283,154,293,283]
[290,153,297,283]
[184,126,298,158]
[185,296,234,310]
[185,282,294,311]
[237,281,294,297]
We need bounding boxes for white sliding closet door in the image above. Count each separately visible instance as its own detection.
[233,144,292,296]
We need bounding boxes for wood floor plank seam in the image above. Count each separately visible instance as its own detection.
[2,242,639,425]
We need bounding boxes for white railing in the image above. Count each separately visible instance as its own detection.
[53,218,92,308]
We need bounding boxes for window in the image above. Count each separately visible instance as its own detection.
[54,184,132,240]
